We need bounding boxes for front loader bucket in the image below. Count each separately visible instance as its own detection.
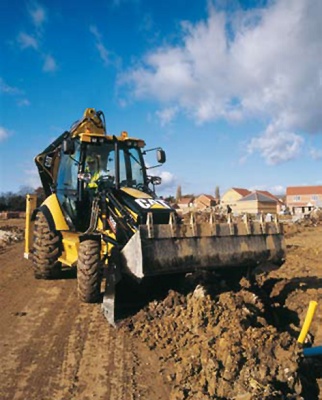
[120,218,285,278]
[102,216,285,325]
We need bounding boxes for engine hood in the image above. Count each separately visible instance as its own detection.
[117,187,174,224]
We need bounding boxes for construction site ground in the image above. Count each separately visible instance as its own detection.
[0,218,321,399]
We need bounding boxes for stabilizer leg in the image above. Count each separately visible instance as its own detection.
[102,261,122,327]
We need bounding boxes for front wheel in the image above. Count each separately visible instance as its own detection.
[77,239,102,303]
[32,211,61,279]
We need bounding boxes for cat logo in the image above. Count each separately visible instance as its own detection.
[135,198,171,209]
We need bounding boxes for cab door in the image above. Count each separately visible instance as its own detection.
[56,140,81,228]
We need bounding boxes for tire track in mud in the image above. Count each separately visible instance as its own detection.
[53,304,93,400]
[0,243,82,400]
[1,282,79,400]
[0,242,169,400]
[58,305,139,400]
[55,305,115,400]
[106,326,134,400]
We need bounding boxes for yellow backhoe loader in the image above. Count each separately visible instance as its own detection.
[24,108,285,325]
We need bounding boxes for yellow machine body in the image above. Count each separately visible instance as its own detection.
[25,108,286,325]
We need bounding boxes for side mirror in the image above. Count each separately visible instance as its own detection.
[63,138,75,155]
[157,149,166,164]
[150,176,162,186]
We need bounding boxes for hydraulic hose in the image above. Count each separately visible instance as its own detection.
[303,346,322,357]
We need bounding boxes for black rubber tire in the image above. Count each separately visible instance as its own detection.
[32,211,61,279]
[77,240,101,303]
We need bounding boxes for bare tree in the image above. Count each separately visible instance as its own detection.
[176,185,182,202]
[215,186,220,202]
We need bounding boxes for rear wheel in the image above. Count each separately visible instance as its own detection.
[77,240,101,303]
[32,211,61,279]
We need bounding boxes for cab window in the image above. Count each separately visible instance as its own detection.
[57,141,81,191]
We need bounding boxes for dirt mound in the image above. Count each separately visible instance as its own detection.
[283,209,322,238]
[123,277,305,399]
[0,226,24,252]
[283,223,304,239]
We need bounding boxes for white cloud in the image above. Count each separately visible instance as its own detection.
[28,3,47,28]
[147,168,177,195]
[89,25,121,69]
[43,54,57,72]
[15,3,56,74]
[248,184,286,195]
[120,0,322,164]
[0,78,22,95]
[0,78,29,106]
[0,127,10,141]
[247,128,304,165]
[270,185,286,195]
[156,107,178,126]
[158,171,177,195]
[24,168,41,189]
[90,25,109,65]
[17,98,31,107]
[160,171,176,186]
[310,148,322,160]
[17,32,39,50]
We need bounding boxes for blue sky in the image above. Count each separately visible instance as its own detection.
[0,0,321,198]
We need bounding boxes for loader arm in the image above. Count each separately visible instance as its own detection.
[35,131,70,196]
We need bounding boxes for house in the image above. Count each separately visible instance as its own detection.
[236,191,279,215]
[221,188,251,213]
[194,194,217,210]
[177,197,194,212]
[256,190,284,213]
[286,186,322,214]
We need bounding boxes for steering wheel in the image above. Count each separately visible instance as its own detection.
[97,174,114,189]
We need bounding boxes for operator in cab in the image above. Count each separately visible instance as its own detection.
[85,154,103,189]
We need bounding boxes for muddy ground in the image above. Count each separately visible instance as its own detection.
[0,218,321,399]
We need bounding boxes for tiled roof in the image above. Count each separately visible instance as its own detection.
[257,190,283,203]
[196,194,216,200]
[232,187,251,196]
[204,194,216,200]
[178,197,194,204]
[238,191,277,203]
[286,186,322,195]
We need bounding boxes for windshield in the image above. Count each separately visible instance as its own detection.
[83,141,145,188]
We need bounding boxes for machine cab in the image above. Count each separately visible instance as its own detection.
[55,137,149,230]
[34,109,166,233]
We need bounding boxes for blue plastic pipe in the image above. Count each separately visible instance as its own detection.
[303,346,322,357]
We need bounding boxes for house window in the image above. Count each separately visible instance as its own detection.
[311,195,318,201]
[293,196,301,201]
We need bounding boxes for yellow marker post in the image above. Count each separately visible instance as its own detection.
[24,194,37,259]
[297,301,318,344]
